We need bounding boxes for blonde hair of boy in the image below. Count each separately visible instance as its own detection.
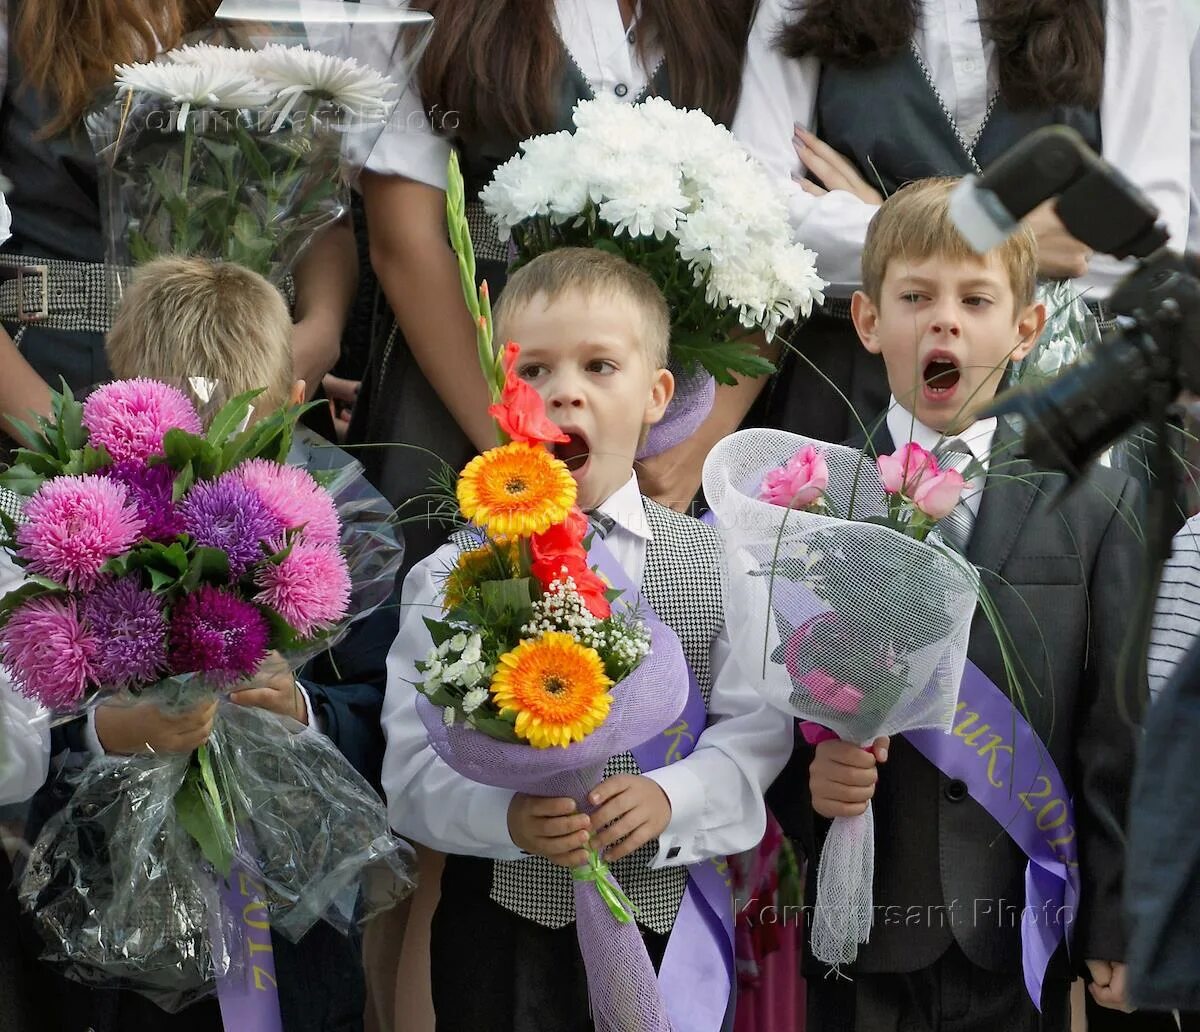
[861,177,1038,309]
[106,256,294,414]
[494,247,671,370]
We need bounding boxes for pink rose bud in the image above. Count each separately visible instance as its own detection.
[760,444,830,509]
[876,441,938,495]
[799,669,864,715]
[912,468,966,521]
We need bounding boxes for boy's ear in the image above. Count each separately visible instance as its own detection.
[290,379,306,406]
[643,367,675,427]
[851,291,882,354]
[1011,301,1046,364]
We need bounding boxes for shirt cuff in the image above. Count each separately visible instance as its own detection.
[84,709,105,756]
[467,786,523,860]
[295,683,324,736]
[643,762,707,867]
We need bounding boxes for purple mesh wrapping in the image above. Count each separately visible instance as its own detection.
[417,617,689,1032]
[637,365,716,460]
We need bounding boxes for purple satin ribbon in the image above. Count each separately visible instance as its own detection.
[214,855,284,1032]
[588,534,735,1031]
[906,660,1080,1010]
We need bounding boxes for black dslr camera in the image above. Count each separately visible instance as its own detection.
[949,125,1197,481]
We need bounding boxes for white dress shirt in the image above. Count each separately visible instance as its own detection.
[0,552,49,807]
[380,472,794,867]
[733,0,1192,298]
[366,0,659,189]
[885,399,995,523]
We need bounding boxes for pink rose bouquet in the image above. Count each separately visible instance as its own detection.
[706,427,981,969]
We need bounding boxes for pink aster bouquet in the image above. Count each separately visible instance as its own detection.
[0,379,410,1009]
[703,429,981,968]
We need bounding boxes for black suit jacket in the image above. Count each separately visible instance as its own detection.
[779,418,1146,977]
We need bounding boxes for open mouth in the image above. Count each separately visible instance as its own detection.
[553,432,591,472]
[923,355,961,395]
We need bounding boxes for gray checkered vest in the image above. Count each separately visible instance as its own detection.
[487,499,724,933]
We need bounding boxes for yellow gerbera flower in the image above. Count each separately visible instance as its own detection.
[491,632,614,748]
[457,442,577,539]
[443,541,521,611]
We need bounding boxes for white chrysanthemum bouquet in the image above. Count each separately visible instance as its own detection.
[87,26,427,285]
[482,96,827,385]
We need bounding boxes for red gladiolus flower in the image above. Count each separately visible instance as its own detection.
[489,342,571,446]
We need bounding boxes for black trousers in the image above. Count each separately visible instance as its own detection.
[430,854,671,1032]
[806,943,1071,1032]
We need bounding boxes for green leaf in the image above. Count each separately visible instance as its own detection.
[218,402,310,472]
[56,390,85,452]
[0,463,46,496]
[261,605,308,652]
[172,461,196,502]
[467,713,522,743]
[206,389,266,449]
[669,332,777,386]
[147,567,178,593]
[422,617,459,648]
[7,415,49,452]
[480,578,534,625]
[420,683,460,708]
[81,445,113,474]
[182,546,231,591]
[233,123,273,182]
[175,751,234,879]
[161,427,208,468]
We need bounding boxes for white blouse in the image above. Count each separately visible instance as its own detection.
[733,0,1192,299]
[0,552,48,807]
[366,0,660,190]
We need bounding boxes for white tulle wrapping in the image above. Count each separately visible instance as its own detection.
[703,429,980,965]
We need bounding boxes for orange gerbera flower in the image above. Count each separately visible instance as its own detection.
[490,632,613,748]
[457,442,577,539]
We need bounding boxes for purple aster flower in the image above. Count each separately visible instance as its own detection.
[105,461,184,542]
[179,473,284,577]
[169,585,269,684]
[81,577,169,687]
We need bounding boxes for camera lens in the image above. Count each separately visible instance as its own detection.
[993,326,1159,478]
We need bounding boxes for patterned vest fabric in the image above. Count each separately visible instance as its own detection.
[481,500,725,933]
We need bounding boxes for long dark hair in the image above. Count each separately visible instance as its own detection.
[776,0,1104,110]
[15,0,220,136]
[412,0,754,140]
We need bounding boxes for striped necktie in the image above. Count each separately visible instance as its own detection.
[934,439,975,553]
[586,509,616,540]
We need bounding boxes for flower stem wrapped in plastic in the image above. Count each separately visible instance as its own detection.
[0,380,412,1010]
[703,428,981,968]
[87,2,434,288]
